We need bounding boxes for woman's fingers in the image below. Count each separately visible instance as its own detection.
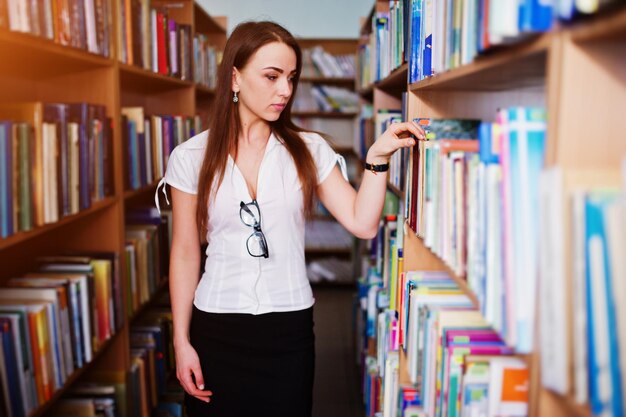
[391,121,426,140]
[178,368,213,402]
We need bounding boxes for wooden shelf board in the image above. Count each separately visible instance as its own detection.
[119,63,193,93]
[292,111,357,118]
[194,3,227,34]
[410,33,550,92]
[300,77,355,86]
[569,6,626,43]
[195,83,215,98]
[403,222,479,307]
[376,63,409,95]
[28,332,119,417]
[0,197,117,251]
[124,180,161,201]
[0,29,113,79]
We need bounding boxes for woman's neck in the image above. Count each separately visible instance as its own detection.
[238,119,271,148]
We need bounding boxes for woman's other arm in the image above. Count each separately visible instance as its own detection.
[169,187,212,402]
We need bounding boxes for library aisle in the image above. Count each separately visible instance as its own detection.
[312,286,365,417]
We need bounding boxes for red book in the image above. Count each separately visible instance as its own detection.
[156,11,168,75]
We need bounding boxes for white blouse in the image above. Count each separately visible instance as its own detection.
[156,130,347,315]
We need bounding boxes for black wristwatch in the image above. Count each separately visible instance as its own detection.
[364,161,390,174]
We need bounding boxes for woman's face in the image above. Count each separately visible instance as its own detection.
[233,41,297,125]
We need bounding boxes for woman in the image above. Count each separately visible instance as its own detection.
[159,21,425,417]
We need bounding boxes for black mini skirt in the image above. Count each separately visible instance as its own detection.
[185,305,315,417]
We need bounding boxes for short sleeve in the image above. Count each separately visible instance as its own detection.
[164,146,198,194]
[306,134,340,184]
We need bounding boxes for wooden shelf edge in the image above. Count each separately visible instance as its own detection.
[0,29,114,67]
[409,33,550,91]
[28,331,120,417]
[0,197,118,251]
[118,62,193,88]
[193,3,227,34]
[195,84,215,96]
[568,6,626,43]
[376,63,409,92]
[402,222,479,307]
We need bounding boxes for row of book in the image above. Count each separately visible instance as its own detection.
[368,111,626,415]
[397,109,546,356]
[0,254,122,417]
[537,170,626,417]
[358,0,409,88]
[125,206,171,317]
[293,83,359,114]
[194,33,220,89]
[357,263,530,417]
[117,0,193,81]
[121,107,201,191]
[0,0,113,57]
[46,295,182,417]
[301,46,356,79]
[357,0,624,88]
[0,102,114,239]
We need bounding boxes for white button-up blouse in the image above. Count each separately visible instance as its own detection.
[157,130,347,315]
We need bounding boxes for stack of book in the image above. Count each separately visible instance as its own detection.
[117,1,193,80]
[0,102,114,238]
[0,0,113,57]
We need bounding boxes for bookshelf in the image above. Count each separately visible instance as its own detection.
[0,2,226,416]
[357,2,626,417]
[293,38,363,286]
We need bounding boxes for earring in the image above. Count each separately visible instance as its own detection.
[233,91,239,103]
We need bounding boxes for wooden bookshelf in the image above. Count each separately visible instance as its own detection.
[357,3,626,417]
[0,2,226,417]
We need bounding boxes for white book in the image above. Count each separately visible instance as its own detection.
[69,123,80,214]
[571,191,588,403]
[84,0,99,54]
[604,201,626,411]
[538,167,568,394]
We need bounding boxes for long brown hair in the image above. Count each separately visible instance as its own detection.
[196,21,318,239]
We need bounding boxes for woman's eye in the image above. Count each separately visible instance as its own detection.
[267,75,277,81]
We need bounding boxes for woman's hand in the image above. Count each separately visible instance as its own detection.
[366,120,426,164]
[175,341,213,403]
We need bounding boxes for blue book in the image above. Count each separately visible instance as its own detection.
[0,121,12,238]
[585,192,624,417]
[0,317,25,417]
[519,0,553,31]
[409,0,423,83]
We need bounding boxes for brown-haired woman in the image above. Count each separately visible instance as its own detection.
[159,20,424,417]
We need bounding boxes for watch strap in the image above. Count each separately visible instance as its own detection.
[364,161,390,173]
